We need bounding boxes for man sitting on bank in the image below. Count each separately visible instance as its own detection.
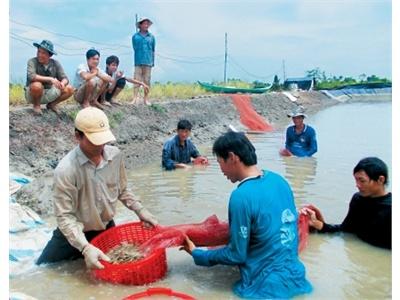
[180,131,313,299]
[25,40,74,115]
[37,107,158,269]
[301,157,391,249]
[162,119,208,170]
[73,49,113,109]
[282,106,317,157]
[99,55,149,106]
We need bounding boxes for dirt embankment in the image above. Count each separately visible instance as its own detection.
[10,91,336,215]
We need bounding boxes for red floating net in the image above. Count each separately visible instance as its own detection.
[230,94,274,132]
[140,214,309,255]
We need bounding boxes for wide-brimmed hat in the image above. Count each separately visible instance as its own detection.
[75,107,116,146]
[136,17,153,27]
[287,107,307,118]
[33,40,57,55]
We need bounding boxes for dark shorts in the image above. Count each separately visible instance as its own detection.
[105,78,126,101]
[36,220,115,265]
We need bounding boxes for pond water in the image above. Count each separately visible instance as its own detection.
[10,102,391,299]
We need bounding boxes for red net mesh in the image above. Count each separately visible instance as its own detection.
[140,214,309,255]
[230,94,274,132]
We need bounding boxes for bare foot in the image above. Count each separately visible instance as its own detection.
[129,97,139,105]
[103,101,112,107]
[91,101,106,110]
[144,101,152,106]
[33,106,42,115]
[46,103,61,115]
[110,99,122,106]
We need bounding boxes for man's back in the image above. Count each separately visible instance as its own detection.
[229,170,311,298]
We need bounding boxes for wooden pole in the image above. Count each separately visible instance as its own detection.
[224,33,228,83]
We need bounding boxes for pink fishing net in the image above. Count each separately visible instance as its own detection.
[230,94,274,132]
[139,214,309,256]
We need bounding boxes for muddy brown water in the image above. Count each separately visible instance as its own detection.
[10,102,391,299]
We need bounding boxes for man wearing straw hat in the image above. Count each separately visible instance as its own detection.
[281,106,318,157]
[37,107,158,269]
[25,39,74,115]
[131,17,155,106]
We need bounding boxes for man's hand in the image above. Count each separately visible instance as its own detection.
[179,235,196,255]
[193,156,209,165]
[116,71,124,79]
[51,78,63,89]
[141,83,150,93]
[137,208,158,227]
[82,244,111,269]
[300,206,324,230]
[91,68,99,76]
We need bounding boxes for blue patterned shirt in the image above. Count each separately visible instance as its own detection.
[192,170,313,299]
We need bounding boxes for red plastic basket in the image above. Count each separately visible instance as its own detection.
[123,287,195,300]
[90,222,167,285]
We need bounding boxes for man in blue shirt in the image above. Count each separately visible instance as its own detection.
[284,107,317,157]
[181,131,312,299]
[131,17,155,106]
[162,120,208,170]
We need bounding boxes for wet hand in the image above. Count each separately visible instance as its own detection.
[82,244,110,269]
[137,208,159,227]
[301,207,323,230]
[179,235,196,255]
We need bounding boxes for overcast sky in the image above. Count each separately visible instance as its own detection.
[9,0,392,84]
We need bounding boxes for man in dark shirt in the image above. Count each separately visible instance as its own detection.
[302,157,391,249]
[26,40,74,115]
[162,120,208,170]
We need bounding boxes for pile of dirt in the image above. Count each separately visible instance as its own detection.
[10,92,337,215]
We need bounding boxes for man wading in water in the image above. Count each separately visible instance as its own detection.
[181,131,312,299]
[37,107,158,269]
[302,157,391,249]
[281,107,317,157]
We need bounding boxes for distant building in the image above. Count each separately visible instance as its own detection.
[284,77,315,91]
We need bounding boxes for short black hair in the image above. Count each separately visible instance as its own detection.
[212,131,257,166]
[86,49,100,60]
[177,119,193,131]
[353,157,389,185]
[106,55,119,66]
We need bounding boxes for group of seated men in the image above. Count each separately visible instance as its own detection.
[25,39,149,115]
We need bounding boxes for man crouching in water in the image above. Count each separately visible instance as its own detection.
[37,107,158,269]
[181,131,313,299]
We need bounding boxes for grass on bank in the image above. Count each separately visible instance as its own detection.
[8,79,270,106]
[9,82,213,106]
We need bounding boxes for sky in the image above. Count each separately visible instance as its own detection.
[9,0,392,84]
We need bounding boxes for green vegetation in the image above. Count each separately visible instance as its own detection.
[8,71,390,106]
[8,82,213,106]
[305,68,391,90]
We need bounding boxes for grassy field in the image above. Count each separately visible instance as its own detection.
[9,82,211,106]
[8,80,264,106]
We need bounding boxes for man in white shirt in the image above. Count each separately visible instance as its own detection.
[73,49,113,109]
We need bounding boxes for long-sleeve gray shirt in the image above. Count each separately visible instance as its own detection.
[53,145,144,251]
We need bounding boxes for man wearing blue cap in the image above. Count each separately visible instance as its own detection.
[26,40,74,115]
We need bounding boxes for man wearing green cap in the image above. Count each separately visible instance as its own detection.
[37,107,158,269]
[26,40,74,115]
